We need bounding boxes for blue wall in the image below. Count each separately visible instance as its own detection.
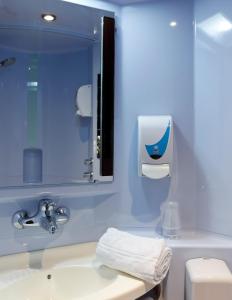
[0,0,198,256]
[195,0,232,236]
[117,0,195,230]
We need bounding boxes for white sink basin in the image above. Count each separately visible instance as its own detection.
[0,243,154,300]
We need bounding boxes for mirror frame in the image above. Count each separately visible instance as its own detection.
[94,16,115,182]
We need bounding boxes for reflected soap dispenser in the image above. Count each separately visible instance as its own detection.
[138,115,173,179]
[76,84,92,117]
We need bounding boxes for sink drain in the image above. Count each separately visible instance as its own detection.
[47,274,52,280]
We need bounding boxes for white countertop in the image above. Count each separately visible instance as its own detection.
[122,228,232,300]
[123,228,232,249]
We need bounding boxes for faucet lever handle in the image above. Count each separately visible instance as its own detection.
[46,201,56,217]
[39,199,55,216]
[55,207,69,225]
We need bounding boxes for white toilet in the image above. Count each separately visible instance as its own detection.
[185,258,232,300]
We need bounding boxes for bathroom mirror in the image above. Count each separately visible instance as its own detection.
[0,0,115,187]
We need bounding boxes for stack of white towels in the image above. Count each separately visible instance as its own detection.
[96,228,172,285]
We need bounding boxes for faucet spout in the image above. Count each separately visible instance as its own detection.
[40,215,57,234]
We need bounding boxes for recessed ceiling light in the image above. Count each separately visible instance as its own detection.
[41,14,57,22]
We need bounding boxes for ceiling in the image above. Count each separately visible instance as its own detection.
[101,0,150,5]
[0,0,113,53]
[0,0,114,39]
[0,28,93,54]
[0,0,148,54]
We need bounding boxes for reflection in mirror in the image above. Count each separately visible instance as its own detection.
[0,0,115,187]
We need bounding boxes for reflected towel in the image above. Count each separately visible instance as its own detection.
[96,228,172,285]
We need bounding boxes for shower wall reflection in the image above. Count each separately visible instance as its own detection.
[0,28,94,187]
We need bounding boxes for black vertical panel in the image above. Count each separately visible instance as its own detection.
[97,74,101,159]
[97,73,101,137]
[100,16,115,176]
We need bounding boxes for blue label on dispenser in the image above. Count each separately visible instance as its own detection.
[145,122,170,160]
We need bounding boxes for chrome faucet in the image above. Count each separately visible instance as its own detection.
[12,199,69,234]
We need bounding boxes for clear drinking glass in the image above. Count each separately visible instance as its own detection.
[161,201,181,239]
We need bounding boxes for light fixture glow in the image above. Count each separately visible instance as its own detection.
[27,82,38,87]
[41,13,56,22]
[198,13,232,38]
[170,21,177,27]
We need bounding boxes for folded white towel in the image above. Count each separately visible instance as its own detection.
[96,228,172,285]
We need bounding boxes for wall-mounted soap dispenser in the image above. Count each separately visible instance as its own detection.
[138,115,173,179]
